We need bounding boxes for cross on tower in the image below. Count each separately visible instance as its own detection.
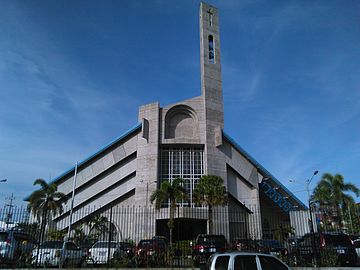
[207,9,213,27]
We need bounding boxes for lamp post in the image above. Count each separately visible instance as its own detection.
[306,170,319,234]
[306,170,319,266]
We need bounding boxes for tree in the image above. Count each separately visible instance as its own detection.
[311,184,334,229]
[193,175,228,234]
[72,225,87,246]
[150,178,186,249]
[48,228,67,240]
[27,179,67,242]
[311,173,359,229]
[343,203,360,234]
[86,214,109,239]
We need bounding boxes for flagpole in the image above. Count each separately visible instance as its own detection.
[67,161,78,239]
[60,161,78,269]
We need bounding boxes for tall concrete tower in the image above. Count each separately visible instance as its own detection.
[200,2,224,127]
[200,2,225,179]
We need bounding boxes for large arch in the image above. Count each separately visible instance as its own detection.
[164,105,199,140]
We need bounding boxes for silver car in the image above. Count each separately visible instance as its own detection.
[209,252,292,270]
[32,240,86,267]
[88,241,119,264]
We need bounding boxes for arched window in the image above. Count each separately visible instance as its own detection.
[208,35,215,63]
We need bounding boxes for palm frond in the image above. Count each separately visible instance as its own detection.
[33,179,49,189]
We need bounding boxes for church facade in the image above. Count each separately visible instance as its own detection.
[45,3,308,242]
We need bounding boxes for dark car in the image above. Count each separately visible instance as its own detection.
[232,238,259,252]
[295,232,357,266]
[136,238,167,266]
[192,234,227,267]
[284,237,300,255]
[256,239,288,256]
[113,241,135,260]
[0,230,36,267]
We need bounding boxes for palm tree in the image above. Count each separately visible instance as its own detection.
[150,178,186,249]
[311,184,333,228]
[27,179,67,242]
[193,175,228,234]
[311,173,359,228]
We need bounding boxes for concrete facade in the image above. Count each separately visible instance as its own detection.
[43,2,309,243]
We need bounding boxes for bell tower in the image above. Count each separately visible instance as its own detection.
[200,2,224,129]
[200,2,225,178]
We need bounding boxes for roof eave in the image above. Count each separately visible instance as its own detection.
[222,131,308,211]
[24,123,142,201]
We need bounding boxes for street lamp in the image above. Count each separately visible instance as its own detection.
[307,170,319,266]
[306,171,318,233]
[306,170,319,201]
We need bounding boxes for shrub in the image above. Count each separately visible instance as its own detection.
[319,247,339,267]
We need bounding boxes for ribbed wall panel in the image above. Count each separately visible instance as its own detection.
[56,175,136,230]
[57,135,138,196]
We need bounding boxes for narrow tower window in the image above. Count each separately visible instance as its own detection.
[208,35,215,63]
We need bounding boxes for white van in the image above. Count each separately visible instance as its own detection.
[209,252,292,270]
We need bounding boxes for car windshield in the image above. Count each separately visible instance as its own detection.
[0,232,9,241]
[119,242,133,248]
[325,235,352,246]
[139,240,153,247]
[40,241,63,249]
[93,242,117,248]
[198,236,225,245]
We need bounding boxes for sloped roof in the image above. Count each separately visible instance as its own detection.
[25,123,141,201]
[223,131,308,210]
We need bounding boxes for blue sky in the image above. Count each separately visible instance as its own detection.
[1,0,359,209]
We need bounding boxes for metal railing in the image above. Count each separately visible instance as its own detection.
[0,205,357,268]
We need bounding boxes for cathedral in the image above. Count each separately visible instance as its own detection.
[39,2,308,242]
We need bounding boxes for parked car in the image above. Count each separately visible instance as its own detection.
[192,234,227,267]
[0,230,36,267]
[112,241,136,260]
[87,241,119,264]
[209,252,292,270]
[152,235,169,245]
[32,240,86,267]
[352,239,360,260]
[295,232,357,266]
[256,239,288,256]
[136,238,167,266]
[76,237,98,252]
[231,238,259,252]
[284,237,300,255]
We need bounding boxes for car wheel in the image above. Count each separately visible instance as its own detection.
[61,259,68,268]
[78,258,87,268]
[193,257,200,267]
